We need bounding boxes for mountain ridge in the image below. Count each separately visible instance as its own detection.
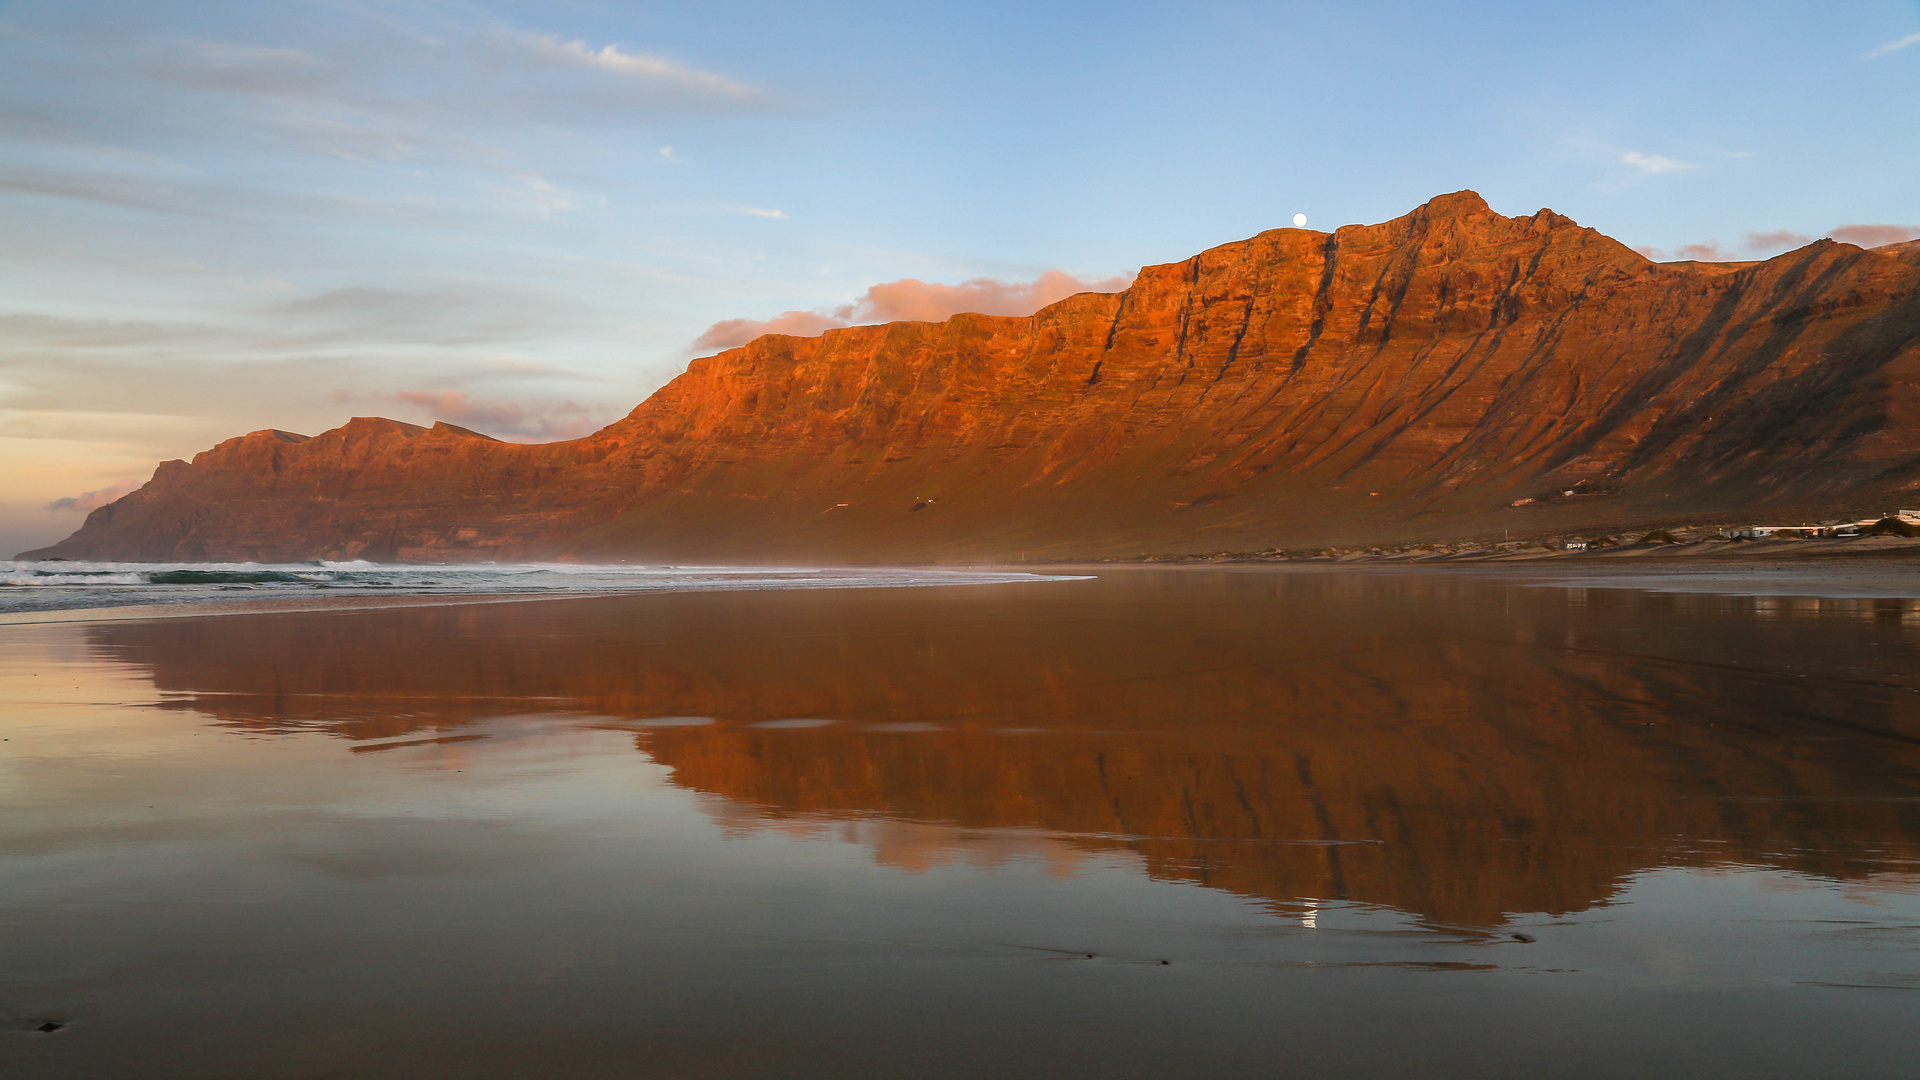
[26,190,1920,562]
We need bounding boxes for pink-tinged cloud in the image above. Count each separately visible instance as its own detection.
[45,478,142,513]
[1829,224,1920,249]
[391,391,610,441]
[1673,242,1737,262]
[1745,230,1811,252]
[1630,244,1664,260]
[859,270,1130,322]
[693,270,1136,353]
[692,311,842,351]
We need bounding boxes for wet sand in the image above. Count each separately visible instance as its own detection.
[3,566,1918,1078]
[1196,558,1920,599]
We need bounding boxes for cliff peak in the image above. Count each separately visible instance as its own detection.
[1415,189,1492,218]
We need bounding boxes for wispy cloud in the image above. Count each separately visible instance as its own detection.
[520,34,761,102]
[262,284,571,346]
[372,390,612,441]
[3,14,778,174]
[137,38,337,96]
[493,174,573,218]
[729,205,788,219]
[44,477,141,513]
[694,270,1136,352]
[0,161,430,221]
[1621,150,1691,175]
[0,406,216,445]
[0,281,578,359]
[1865,33,1920,59]
[0,312,246,350]
[1577,140,1702,192]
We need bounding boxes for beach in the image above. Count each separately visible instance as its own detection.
[4,564,1918,1078]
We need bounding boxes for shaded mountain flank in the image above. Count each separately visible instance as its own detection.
[26,191,1920,563]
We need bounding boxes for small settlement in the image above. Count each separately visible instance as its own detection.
[1726,510,1920,540]
[1105,510,1920,564]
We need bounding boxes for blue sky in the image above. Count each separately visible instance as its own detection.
[4,0,1919,554]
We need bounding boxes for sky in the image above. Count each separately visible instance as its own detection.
[3,0,1919,556]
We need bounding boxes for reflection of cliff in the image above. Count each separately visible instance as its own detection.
[93,572,1920,925]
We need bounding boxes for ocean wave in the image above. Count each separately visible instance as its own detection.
[144,570,315,585]
[0,560,1083,616]
[2,571,148,587]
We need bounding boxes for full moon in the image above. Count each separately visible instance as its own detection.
[1293,213,1308,227]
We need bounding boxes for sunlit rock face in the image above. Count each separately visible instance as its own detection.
[90,573,1920,927]
[28,190,1920,562]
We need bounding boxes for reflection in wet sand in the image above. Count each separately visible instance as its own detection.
[85,569,1920,927]
[6,567,1920,1079]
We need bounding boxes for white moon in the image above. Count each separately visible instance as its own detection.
[1292,213,1308,228]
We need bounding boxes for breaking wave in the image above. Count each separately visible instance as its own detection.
[0,560,1080,616]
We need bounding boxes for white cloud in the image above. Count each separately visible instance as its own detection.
[496,174,572,218]
[521,34,760,102]
[1621,150,1690,175]
[658,145,679,163]
[730,205,788,219]
[1866,33,1920,59]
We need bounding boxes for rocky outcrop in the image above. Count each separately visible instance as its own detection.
[25,191,1920,562]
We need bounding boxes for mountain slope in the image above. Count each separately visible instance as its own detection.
[26,191,1920,562]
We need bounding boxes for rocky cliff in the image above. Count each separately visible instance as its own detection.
[26,190,1920,562]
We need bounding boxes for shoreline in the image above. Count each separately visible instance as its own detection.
[0,570,1091,628]
[8,554,1920,629]
[0,589,624,628]
[1009,558,1920,600]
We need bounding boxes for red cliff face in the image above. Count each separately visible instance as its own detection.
[26,191,1920,562]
